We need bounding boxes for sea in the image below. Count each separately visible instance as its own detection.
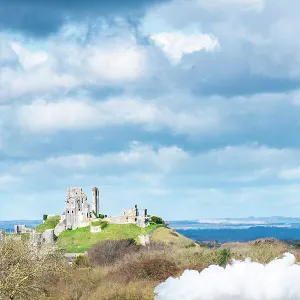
[2,217,300,243]
[169,217,300,243]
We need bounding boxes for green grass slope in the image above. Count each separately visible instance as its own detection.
[57,223,158,253]
[36,216,60,233]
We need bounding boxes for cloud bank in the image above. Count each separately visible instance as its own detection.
[155,253,300,300]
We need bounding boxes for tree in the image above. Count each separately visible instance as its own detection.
[0,239,63,299]
[151,216,164,225]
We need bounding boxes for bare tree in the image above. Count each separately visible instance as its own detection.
[0,238,63,300]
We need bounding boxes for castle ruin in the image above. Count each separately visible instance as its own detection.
[105,204,150,228]
[54,187,150,236]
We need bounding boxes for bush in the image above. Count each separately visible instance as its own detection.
[43,214,48,221]
[218,249,231,266]
[184,242,196,248]
[99,214,105,219]
[91,220,108,229]
[151,216,164,225]
[118,258,179,283]
[87,239,139,266]
[72,255,90,268]
[99,220,108,229]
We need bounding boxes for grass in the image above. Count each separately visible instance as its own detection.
[36,216,60,233]
[57,223,159,253]
[150,227,196,247]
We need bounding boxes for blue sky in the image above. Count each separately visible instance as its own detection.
[1,0,300,220]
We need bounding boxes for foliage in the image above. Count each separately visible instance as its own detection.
[72,255,91,268]
[218,249,231,266]
[2,237,300,300]
[184,242,196,248]
[43,214,48,221]
[295,241,300,249]
[36,216,60,233]
[0,239,63,300]
[91,220,108,229]
[151,216,164,225]
[99,214,105,219]
[88,239,139,266]
[118,258,179,283]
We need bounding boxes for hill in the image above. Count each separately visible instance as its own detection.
[35,216,60,233]
[150,227,196,247]
[57,223,158,253]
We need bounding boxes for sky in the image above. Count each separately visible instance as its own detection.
[1,0,300,221]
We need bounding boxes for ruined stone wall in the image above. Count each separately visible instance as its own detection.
[14,225,33,234]
[29,229,56,248]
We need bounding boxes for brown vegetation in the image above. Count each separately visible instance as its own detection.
[1,237,300,300]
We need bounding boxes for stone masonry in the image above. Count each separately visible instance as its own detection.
[106,204,150,228]
[55,187,94,235]
[92,187,100,218]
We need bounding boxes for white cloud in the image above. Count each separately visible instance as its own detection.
[279,167,300,180]
[195,0,265,11]
[150,31,219,63]
[155,253,300,300]
[16,97,220,135]
[0,33,146,101]
[21,142,189,174]
[0,174,20,190]
[11,42,48,70]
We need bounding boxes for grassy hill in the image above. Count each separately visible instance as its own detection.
[36,216,60,233]
[57,223,159,253]
[150,227,196,247]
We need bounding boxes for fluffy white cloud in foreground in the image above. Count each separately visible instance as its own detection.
[150,32,219,63]
[155,253,300,300]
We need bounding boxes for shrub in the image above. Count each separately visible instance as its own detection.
[72,255,90,268]
[99,214,105,219]
[87,239,139,266]
[99,220,108,229]
[118,258,179,283]
[184,242,196,249]
[43,214,48,221]
[218,249,231,266]
[151,216,164,225]
[91,220,108,229]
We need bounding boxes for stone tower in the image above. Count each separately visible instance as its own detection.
[92,187,100,218]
